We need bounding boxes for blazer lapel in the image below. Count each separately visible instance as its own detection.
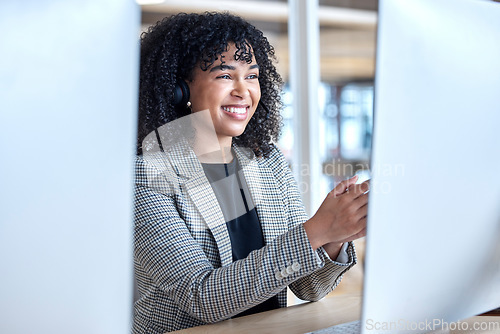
[234,146,288,245]
[168,143,233,267]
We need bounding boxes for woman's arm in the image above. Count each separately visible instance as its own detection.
[265,145,362,301]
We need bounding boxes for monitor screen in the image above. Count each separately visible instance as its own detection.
[0,1,139,333]
[362,0,500,332]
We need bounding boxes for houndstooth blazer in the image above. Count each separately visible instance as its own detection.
[133,141,357,334]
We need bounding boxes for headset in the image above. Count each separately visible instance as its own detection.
[173,79,190,107]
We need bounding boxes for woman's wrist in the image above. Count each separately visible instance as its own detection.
[302,217,327,251]
[323,242,343,259]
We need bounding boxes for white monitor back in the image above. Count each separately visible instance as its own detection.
[362,0,500,333]
[0,1,139,333]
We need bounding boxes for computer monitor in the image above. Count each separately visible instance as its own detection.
[0,1,139,333]
[362,0,500,332]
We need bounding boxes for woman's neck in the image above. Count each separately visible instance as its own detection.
[194,137,234,163]
[187,109,235,163]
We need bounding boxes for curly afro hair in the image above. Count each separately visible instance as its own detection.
[138,12,283,157]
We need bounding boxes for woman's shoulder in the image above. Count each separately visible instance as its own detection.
[234,143,285,165]
[236,143,292,183]
[135,151,177,181]
[258,143,289,168]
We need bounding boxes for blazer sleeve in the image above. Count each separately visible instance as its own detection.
[264,145,357,302]
[134,154,343,324]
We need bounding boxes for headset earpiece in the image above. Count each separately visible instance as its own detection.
[173,79,190,107]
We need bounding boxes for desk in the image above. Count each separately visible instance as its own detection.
[172,293,500,334]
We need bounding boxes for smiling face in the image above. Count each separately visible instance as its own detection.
[187,43,261,147]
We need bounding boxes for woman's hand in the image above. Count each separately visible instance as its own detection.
[303,175,369,251]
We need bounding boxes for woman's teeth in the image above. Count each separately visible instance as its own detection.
[223,106,246,114]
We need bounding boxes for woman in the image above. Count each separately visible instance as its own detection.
[134,12,368,333]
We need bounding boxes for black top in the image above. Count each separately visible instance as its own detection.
[201,158,280,317]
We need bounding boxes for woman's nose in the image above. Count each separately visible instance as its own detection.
[231,80,249,98]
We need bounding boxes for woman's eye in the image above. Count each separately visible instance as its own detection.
[247,74,259,79]
[216,74,231,79]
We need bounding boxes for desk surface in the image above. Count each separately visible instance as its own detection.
[172,293,500,334]
[172,293,361,334]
